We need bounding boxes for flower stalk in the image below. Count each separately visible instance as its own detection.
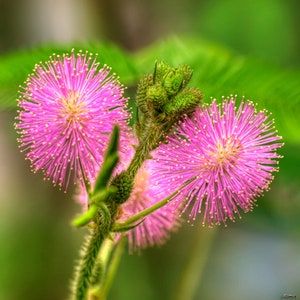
[112,176,195,232]
[88,236,126,300]
[72,126,120,299]
[73,224,110,300]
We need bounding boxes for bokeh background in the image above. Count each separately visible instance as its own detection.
[1,0,300,299]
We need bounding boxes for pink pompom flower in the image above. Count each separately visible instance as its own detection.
[149,97,284,226]
[15,50,130,190]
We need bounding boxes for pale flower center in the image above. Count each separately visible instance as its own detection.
[61,90,87,123]
[207,136,242,169]
[133,168,149,200]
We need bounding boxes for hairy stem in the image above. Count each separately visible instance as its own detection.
[89,237,126,300]
[127,124,164,177]
[89,238,115,288]
[73,221,110,300]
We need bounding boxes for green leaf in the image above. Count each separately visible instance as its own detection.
[134,36,300,145]
[112,219,145,233]
[93,125,120,194]
[72,204,99,228]
[0,42,137,109]
[103,125,120,160]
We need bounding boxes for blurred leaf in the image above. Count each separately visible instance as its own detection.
[1,36,300,145]
[0,42,138,109]
[196,0,297,66]
[134,36,300,144]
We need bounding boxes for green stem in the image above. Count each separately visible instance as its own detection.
[73,221,111,300]
[89,237,115,288]
[172,227,218,300]
[73,229,104,300]
[113,190,177,231]
[71,117,182,298]
[98,237,115,267]
[113,177,195,231]
[89,237,126,300]
[127,124,164,177]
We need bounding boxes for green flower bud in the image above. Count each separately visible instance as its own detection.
[164,87,203,115]
[176,65,193,89]
[146,84,168,112]
[162,69,183,96]
[135,61,202,139]
[109,171,133,205]
[154,61,171,83]
[136,73,153,115]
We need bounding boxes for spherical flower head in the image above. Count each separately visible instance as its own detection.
[149,97,284,226]
[116,160,182,253]
[15,50,131,191]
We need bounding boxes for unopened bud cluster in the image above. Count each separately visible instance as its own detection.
[135,62,203,141]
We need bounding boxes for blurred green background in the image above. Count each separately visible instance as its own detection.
[0,0,300,299]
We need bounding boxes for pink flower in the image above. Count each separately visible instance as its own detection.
[117,160,181,253]
[149,97,284,226]
[15,50,130,190]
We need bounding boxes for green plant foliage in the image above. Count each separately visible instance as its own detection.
[134,36,300,144]
[1,36,300,144]
[0,42,138,109]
